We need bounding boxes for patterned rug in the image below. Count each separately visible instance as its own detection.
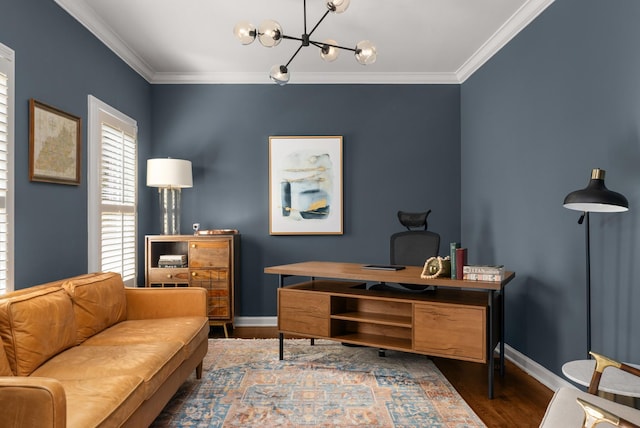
[151,339,486,427]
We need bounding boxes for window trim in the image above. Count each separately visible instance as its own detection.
[87,95,138,285]
[0,42,15,294]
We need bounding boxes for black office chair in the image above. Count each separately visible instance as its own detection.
[390,230,440,267]
[370,210,441,292]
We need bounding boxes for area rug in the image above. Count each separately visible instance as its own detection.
[151,339,486,427]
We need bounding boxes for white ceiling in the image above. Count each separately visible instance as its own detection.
[54,0,554,84]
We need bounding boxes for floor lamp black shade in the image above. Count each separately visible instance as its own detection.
[563,168,629,358]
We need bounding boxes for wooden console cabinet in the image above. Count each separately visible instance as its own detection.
[145,234,239,335]
[266,261,514,398]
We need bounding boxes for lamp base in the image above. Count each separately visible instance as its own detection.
[159,188,182,235]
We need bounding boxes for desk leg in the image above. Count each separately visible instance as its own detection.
[488,290,495,399]
[500,288,505,377]
[279,275,284,360]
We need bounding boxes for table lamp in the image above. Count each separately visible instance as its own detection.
[147,158,193,235]
[563,168,628,358]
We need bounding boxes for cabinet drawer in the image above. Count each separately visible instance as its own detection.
[189,240,229,268]
[148,268,190,283]
[190,269,228,282]
[207,296,230,318]
[278,289,330,337]
[414,302,486,363]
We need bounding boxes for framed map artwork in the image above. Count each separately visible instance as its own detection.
[29,99,81,185]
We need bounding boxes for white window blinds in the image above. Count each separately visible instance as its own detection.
[0,43,14,295]
[88,96,137,286]
[100,122,136,282]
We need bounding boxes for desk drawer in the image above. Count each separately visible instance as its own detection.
[278,289,330,337]
[414,302,486,363]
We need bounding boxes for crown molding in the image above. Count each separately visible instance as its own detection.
[456,0,555,82]
[150,71,461,85]
[54,0,156,81]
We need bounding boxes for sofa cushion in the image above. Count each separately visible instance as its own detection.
[0,287,76,376]
[59,375,145,428]
[0,337,12,376]
[82,317,209,359]
[62,272,127,344]
[31,341,184,399]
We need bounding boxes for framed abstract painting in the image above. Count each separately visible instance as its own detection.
[269,136,343,235]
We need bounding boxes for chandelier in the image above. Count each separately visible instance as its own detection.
[233,0,377,85]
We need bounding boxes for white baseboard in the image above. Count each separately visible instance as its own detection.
[233,316,573,392]
[234,316,277,327]
[503,343,575,392]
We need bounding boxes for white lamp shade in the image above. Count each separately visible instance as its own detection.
[146,158,193,188]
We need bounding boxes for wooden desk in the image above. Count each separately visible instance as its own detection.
[265,261,515,398]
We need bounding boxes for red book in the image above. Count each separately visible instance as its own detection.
[455,248,467,280]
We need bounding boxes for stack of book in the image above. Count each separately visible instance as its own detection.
[158,254,187,268]
[462,264,505,281]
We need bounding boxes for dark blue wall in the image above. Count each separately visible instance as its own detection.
[0,0,152,287]
[149,85,461,316]
[461,0,640,374]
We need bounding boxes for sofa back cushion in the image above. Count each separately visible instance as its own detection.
[62,272,127,344]
[0,286,77,376]
[0,337,12,376]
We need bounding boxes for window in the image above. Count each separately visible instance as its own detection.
[88,96,137,286]
[0,42,14,295]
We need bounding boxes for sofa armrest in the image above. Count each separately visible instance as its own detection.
[0,377,66,428]
[125,287,208,319]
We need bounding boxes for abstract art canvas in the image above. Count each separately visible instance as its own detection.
[269,136,343,235]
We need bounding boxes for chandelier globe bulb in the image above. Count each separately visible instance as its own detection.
[258,20,283,47]
[327,0,350,13]
[269,65,290,85]
[320,39,340,62]
[233,21,256,45]
[355,40,377,65]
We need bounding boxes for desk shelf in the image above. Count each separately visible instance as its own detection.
[332,333,412,351]
[330,312,412,328]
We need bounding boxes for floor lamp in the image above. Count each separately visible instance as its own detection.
[147,158,193,235]
[563,168,628,358]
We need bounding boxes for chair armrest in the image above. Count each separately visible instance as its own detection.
[589,352,640,395]
[577,397,640,428]
[0,377,66,428]
[125,287,208,319]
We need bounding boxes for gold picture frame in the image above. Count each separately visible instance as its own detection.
[29,99,81,185]
[269,136,343,235]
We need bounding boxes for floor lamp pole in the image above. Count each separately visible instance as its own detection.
[584,212,591,359]
[563,168,629,361]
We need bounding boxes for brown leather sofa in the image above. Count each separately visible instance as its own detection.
[0,272,209,427]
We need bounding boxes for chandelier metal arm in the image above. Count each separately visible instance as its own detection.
[307,9,332,39]
[284,44,306,68]
[309,40,357,53]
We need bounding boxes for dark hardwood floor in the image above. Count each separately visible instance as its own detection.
[215,326,554,427]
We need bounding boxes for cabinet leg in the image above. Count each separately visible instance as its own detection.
[378,348,386,357]
[279,332,284,360]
